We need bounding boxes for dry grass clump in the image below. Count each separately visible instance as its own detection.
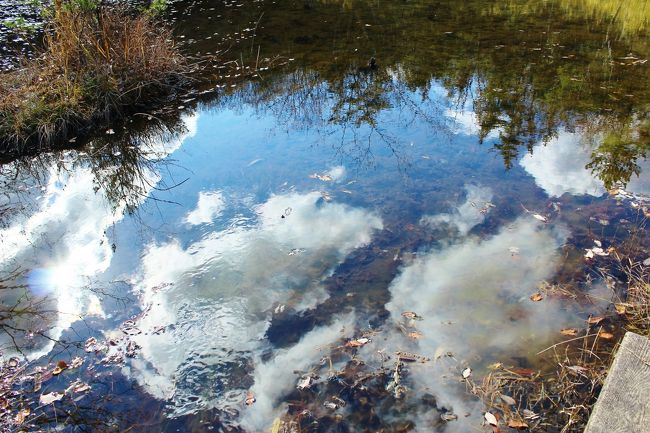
[0,2,187,155]
[468,337,611,433]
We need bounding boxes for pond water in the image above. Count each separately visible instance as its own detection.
[1,0,649,432]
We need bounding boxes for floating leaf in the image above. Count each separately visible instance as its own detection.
[499,394,516,405]
[484,411,498,426]
[529,293,543,302]
[245,391,255,406]
[462,367,472,379]
[507,419,529,430]
[39,391,64,405]
[560,328,578,336]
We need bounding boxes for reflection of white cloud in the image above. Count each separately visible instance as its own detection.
[421,184,492,236]
[242,314,355,430]
[376,209,572,431]
[520,131,606,197]
[0,114,199,358]
[185,190,225,225]
[130,192,382,418]
[445,109,500,139]
[326,165,346,182]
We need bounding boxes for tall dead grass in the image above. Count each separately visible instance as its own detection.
[0,3,187,155]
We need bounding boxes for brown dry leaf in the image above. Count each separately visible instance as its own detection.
[614,304,627,314]
[598,331,614,340]
[529,293,543,302]
[499,394,516,405]
[507,419,529,430]
[345,337,370,348]
[484,411,498,426]
[441,413,457,422]
[52,360,68,376]
[407,331,422,340]
[560,328,578,336]
[15,408,30,424]
[245,391,256,406]
[587,315,605,325]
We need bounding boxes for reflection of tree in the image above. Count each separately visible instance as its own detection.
[215,0,650,184]
[586,117,650,189]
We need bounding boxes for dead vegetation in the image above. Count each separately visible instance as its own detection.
[0,1,188,156]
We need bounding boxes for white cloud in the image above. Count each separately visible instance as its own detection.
[184,190,225,225]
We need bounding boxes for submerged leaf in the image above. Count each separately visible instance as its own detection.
[507,419,529,429]
[587,315,605,325]
[560,328,578,336]
[529,293,543,302]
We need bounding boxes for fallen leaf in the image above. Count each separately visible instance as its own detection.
[532,214,548,223]
[345,338,370,347]
[297,376,313,390]
[511,367,536,377]
[499,394,516,405]
[566,365,589,375]
[39,391,64,405]
[245,391,255,406]
[614,304,627,314]
[587,315,605,325]
[530,293,543,302]
[560,328,578,336]
[15,408,30,424]
[401,311,420,320]
[441,413,458,421]
[523,409,539,420]
[52,360,68,375]
[598,331,614,340]
[70,357,83,369]
[507,419,529,429]
[484,411,498,426]
[462,367,472,379]
[407,331,422,340]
